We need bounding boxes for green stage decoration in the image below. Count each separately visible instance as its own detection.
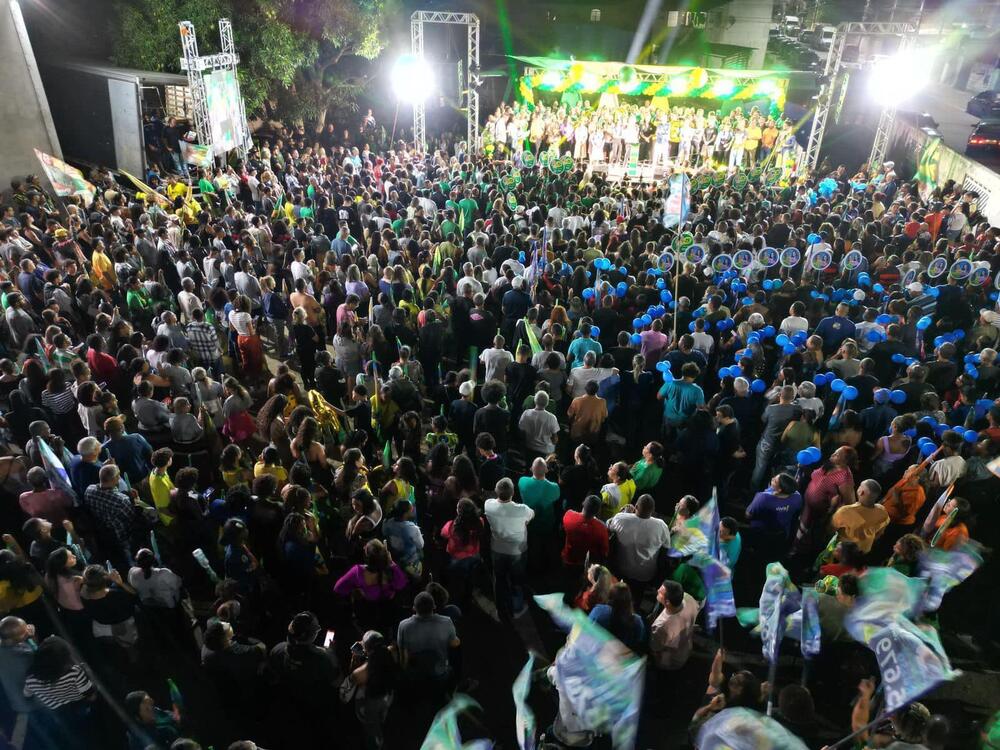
[513,56,787,116]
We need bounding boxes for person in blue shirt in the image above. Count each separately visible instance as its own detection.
[656,362,705,430]
[588,581,646,654]
[719,516,742,569]
[745,473,803,541]
[567,322,603,369]
[814,302,856,355]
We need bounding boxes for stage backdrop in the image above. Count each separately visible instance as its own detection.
[512,56,788,117]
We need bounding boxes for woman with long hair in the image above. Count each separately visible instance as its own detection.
[333,539,407,632]
[334,448,370,504]
[587,582,645,653]
[221,377,256,444]
[124,690,181,750]
[256,393,292,466]
[341,630,399,750]
[599,461,636,520]
[794,445,858,556]
[631,441,665,494]
[380,457,418,518]
[440,497,484,603]
[45,547,91,645]
[79,564,139,654]
[229,295,265,377]
[0,548,46,631]
[24,636,97,748]
[574,563,616,613]
[382,499,424,579]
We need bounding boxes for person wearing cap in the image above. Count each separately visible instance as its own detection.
[449,380,478,456]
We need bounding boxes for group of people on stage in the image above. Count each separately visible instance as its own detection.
[484,101,800,172]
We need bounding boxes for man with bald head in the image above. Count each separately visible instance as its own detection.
[609,493,671,605]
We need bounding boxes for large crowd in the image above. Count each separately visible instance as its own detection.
[0,95,998,750]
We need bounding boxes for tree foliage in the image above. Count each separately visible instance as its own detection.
[110,0,394,125]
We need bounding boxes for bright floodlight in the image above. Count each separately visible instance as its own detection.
[868,51,932,106]
[392,55,435,103]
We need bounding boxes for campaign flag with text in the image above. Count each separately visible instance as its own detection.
[535,594,645,750]
[844,567,925,645]
[33,149,96,206]
[869,623,959,712]
[917,543,982,614]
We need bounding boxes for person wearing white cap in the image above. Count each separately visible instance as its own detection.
[449,381,478,456]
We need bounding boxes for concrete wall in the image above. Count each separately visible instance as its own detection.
[108,78,143,177]
[891,121,1000,225]
[0,0,61,188]
[703,0,774,69]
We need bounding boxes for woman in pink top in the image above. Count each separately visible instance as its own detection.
[45,547,90,645]
[639,319,669,365]
[794,445,857,554]
[333,539,407,631]
[439,498,484,602]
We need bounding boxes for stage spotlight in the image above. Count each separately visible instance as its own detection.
[579,71,601,92]
[710,78,736,97]
[668,75,691,95]
[392,54,435,103]
[753,79,780,98]
[867,50,931,106]
[541,70,563,89]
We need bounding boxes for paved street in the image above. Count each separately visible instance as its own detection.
[918,80,1000,171]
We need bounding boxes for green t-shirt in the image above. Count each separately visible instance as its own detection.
[673,562,706,601]
[657,380,705,426]
[457,197,478,232]
[198,178,216,195]
[631,459,662,493]
[439,220,458,239]
[518,476,560,535]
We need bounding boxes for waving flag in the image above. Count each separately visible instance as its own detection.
[799,588,822,658]
[35,437,76,501]
[690,552,736,629]
[759,563,800,664]
[870,623,959,712]
[420,694,484,750]
[697,707,809,750]
[535,594,645,750]
[662,173,690,229]
[697,491,721,560]
[513,655,536,750]
[34,149,96,206]
[669,527,709,557]
[522,318,543,356]
[844,567,925,645]
[917,543,982,614]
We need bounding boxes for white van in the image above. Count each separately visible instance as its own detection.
[817,26,836,47]
[783,15,801,34]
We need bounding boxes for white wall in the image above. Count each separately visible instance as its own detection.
[704,0,775,70]
[0,0,61,187]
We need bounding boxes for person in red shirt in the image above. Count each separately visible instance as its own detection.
[85,333,120,389]
[561,495,609,598]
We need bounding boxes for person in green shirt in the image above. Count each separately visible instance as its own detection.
[457,190,478,234]
[631,441,664,493]
[438,211,458,240]
[148,447,176,527]
[125,276,153,328]
[196,168,217,211]
[656,362,705,430]
[518,457,561,574]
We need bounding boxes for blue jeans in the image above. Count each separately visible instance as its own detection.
[491,550,526,621]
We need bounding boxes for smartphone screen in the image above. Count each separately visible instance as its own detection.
[323,629,335,649]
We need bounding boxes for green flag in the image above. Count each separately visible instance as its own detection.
[915,136,941,200]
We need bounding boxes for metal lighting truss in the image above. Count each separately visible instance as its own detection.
[803,21,917,172]
[178,18,250,162]
[411,11,480,155]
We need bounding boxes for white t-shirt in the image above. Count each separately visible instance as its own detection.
[691,331,714,355]
[779,316,809,337]
[480,347,514,383]
[608,513,670,581]
[484,499,535,555]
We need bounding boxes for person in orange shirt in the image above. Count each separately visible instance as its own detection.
[928,496,971,550]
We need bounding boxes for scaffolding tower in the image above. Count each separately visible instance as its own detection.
[178,18,251,163]
[410,11,480,155]
[802,21,917,172]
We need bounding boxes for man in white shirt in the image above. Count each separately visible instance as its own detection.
[176,277,204,323]
[519,391,559,457]
[690,319,714,356]
[290,248,313,294]
[455,263,483,297]
[649,580,700,670]
[484,479,534,621]
[779,301,809,338]
[480,335,514,383]
[608,495,670,594]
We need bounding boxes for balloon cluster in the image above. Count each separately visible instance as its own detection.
[797,446,822,465]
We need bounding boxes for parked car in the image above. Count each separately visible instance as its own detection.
[898,110,940,130]
[965,121,1000,155]
[966,90,1000,117]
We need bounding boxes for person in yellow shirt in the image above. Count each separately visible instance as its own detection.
[165,176,188,203]
[831,478,890,554]
[600,461,636,520]
[148,448,176,527]
[253,446,288,488]
[90,239,117,292]
[744,118,763,167]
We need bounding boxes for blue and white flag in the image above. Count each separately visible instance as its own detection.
[870,623,959,712]
[535,594,645,750]
[799,588,822,658]
[696,492,721,560]
[696,707,809,750]
[513,655,536,750]
[917,543,982,614]
[844,567,925,645]
[758,563,800,664]
[35,436,76,502]
[662,173,690,228]
[690,552,736,630]
[420,694,489,750]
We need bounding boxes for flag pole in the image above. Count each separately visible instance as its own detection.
[825,713,888,750]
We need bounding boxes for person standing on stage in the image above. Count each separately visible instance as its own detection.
[589,121,605,165]
[678,115,695,167]
[653,116,670,169]
[574,118,589,161]
[728,117,746,170]
[744,113,763,168]
[668,113,682,162]
[715,117,732,166]
[622,116,640,165]
[702,113,718,168]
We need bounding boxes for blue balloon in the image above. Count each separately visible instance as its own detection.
[741,297,753,306]
[518,252,526,263]
[813,373,828,387]
[633,318,643,329]
[775,334,790,347]
[934,423,949,438]
[616,282,627,297]
[919,416,938,427]
[954,329,966,340]
[763,280,773,291]
[660,290,672,303]
[806,446,822,462]
[591,326,601,338]
[747,333,760,345]
[619,266,628,276]
[772,279,783,289]
[792,332,808,346]
[830,378,846,393]
[641,314,652,326]
[867,330,883,343]
[857,273,871,287]
[582,288,594,300]
[891,353,906,364]
[656,361,670,373]
[890,389,907,405]
[662,370,674,382]
[796,449,813,466]
[904,428,918,438]
[751,379,767,393]
[808,233,822,245]
[916,316,932,331]
[656,278,666,289]
[843,385,859,401]
[927,286,940,298]
[782,343,796,357]
[920,441,937,457]
[933,336,945,348]
[873,283,885,293]
[917,437,934,448]
[630,333,641,345]
[965,364,979,379]
[964,429,979,443]
[688,322,697,332]
[762,326,776,338]
[876,314,893,325]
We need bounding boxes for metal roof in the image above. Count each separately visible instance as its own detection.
[42,60,188,86]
